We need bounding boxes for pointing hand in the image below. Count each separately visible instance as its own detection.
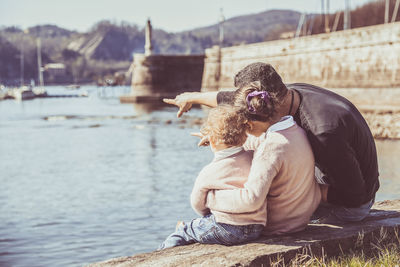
[163,93,194,118]
[190,132,210,147]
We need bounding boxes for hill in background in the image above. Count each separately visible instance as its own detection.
[0,9,301,85]
[1,0,399,86]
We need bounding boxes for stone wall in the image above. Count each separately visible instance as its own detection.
[125,54,204,102]
[202,22,400,91]
[90,200,400,267]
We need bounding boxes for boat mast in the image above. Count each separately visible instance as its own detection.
[37,38,44,88]
[20,43,24,87]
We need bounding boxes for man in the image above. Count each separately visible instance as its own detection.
[164,62,379,223]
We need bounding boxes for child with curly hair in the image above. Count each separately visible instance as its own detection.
[159,105,264,249]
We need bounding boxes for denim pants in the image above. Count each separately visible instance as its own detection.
[159,214,264,250]
[313,166,374,223]
[311,198,374,223]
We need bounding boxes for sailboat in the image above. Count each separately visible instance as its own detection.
[11,86,35,101]
[33,38,47,98]
[12,38,47,100]
[11,39,34,100]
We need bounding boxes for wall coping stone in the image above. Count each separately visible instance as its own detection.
[89,200,400,267]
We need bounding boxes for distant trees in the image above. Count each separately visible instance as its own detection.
[0,36,20,84]
[62,49,80,61]
[0,34,52,85]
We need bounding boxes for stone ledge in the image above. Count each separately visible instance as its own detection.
[88,200,400,267]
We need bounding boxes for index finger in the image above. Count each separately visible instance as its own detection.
[163,98,177,105]
[198,137,210,147]
[190,132,203,138]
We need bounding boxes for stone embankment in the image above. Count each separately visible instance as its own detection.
[362,110,400,139]
[89,200,400,266]
[125,22,400,103]
[201,22,400,91]
[330,88,400,139]
[121,54,205,103]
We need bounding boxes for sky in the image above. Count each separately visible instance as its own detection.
[0,0,374,33]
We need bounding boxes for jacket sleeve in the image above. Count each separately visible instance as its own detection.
[216,90,237,105]
[243,133,267,151]
[310,131,367,207]
[206,141,281,213]
[190,172,210,216]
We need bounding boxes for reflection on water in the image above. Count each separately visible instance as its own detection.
[132,102,172,115]
[0,86,398,267]
[0,86,211,267]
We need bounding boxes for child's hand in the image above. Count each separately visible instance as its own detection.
[191,132,210,147]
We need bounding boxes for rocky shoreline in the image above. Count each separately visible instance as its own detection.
[361,110,400,140]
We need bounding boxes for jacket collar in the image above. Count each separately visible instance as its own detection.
[213,146,244,161]
[267,115,295,133]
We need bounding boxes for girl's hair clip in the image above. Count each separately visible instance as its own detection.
[246,91,269,113]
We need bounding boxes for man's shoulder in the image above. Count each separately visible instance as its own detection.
[289,83,362,132]
[288,83,354,106]
[287,83,338,98]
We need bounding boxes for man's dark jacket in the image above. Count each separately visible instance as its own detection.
[217,83,379,208]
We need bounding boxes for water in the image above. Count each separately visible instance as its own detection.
[0,86,399,267]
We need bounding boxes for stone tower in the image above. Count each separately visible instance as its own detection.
[145,18,153,56]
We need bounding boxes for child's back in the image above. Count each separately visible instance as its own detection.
[191,148,267,226]
[159,106,264,250]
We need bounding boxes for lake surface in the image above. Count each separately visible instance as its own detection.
[0,86,399,267]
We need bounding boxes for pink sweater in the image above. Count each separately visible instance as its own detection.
[191,148,267,225]
[204,116,322,235]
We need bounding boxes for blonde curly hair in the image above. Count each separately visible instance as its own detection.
[201,105,249,147]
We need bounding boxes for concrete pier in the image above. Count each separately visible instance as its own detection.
[89,200,400,267]
[120,54,204,103]
[120,19,205,103]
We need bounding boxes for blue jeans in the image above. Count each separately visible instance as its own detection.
[311,198,374,223]
[313,166,375,223]
[159,214,264,250]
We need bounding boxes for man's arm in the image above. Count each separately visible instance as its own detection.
[206,142,281,213]
[163,90,237,118]
[311,132,367,207]
[163,92,219,117]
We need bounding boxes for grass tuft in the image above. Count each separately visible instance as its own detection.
[271,227,400,267]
